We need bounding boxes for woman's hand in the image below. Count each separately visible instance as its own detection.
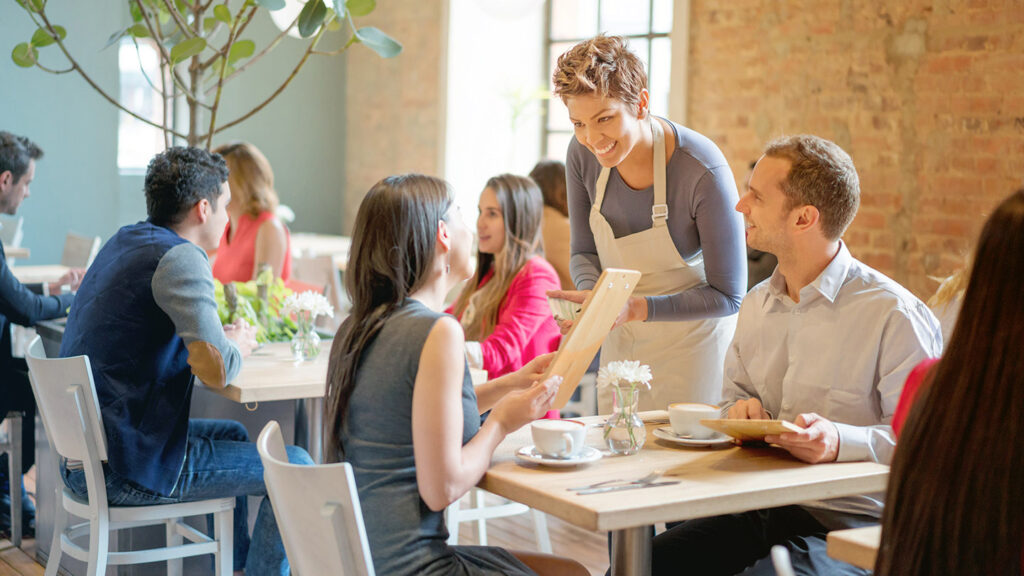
[510,352,556,390]
[490,375,562,434]
[546,289,590,334]
[613,296,649,329]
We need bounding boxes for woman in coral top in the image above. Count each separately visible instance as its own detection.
[449,174,561,382]
[210,142,292,282]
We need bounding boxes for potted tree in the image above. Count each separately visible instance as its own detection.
[10,0,402,149]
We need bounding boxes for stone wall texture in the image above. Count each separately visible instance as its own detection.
[686,0,1024,298]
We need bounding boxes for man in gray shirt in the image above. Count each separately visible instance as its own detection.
[651,135,941,575]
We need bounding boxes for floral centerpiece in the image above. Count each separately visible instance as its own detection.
[597,360,652,455]
[214,269,295,343]
[282,290,334,361]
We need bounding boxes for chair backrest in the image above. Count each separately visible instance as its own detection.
[25,337,109,464]
[291,254,349,330]
[61,232,101,267]
[257,421,375,576]
[0,215,24,247]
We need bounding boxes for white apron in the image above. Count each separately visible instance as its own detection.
[591,119,737,412]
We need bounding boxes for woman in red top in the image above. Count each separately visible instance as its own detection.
[877,189,1024,576]
[210,142,292,282]
[449,174,561,383]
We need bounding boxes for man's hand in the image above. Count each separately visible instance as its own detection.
[48,267,87,294]
[223,318,258,357]
[764,413,840,464]
[727,397,770,420]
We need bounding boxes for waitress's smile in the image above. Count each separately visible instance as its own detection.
[565,93,646,169]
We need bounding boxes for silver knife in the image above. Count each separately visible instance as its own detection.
[575,480,680,495]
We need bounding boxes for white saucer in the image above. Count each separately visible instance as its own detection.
[515,445,603,467]
[653,427,733,448]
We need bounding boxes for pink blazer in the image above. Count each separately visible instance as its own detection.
[453,256,562,378]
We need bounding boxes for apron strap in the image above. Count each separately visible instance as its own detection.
[594,166,611,211]
[651,118,668,228]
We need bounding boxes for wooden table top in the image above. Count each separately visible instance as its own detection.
[4,245,30,259]
[481,412,890,533]
[202,341,488,404]
[826,525,881,570]
[11,264,69,284]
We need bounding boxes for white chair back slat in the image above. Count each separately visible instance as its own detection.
[257,421,375,576]
[25,337,109,463]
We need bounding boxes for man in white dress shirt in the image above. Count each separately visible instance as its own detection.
[651,135,942,576]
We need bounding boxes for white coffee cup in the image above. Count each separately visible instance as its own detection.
[531,419,587,458]
[668,403,720,439]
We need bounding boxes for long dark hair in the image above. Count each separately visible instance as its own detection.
[324,174,453,462]
[451,174,543,340]
[875,189,1024,575]
[529,160,568,217]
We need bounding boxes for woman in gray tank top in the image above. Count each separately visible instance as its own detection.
[323,174,588,576]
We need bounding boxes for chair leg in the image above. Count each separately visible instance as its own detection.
[7,413,22,548]
[445,497,462,545]
[472,489,487,546]
[214,508,233,576]
[166,518,183,576]
[44,489,66,576]
[86,510,109,576]
[531,509,552,554]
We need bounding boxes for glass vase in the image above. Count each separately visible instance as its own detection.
[604,384,646,455]
[290,310,321,361]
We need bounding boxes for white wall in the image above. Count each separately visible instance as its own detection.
[444,0,546,220]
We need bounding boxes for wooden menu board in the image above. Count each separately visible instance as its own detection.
[548,268,642,409]
[699,418,803,442]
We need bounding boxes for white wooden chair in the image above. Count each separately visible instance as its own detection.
[0,412,23,547]
[257,421,375,576]
[61,232,101,268]
[24,337,234,576]
[446,488,552,553]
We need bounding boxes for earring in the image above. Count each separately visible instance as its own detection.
[444,253,451,274]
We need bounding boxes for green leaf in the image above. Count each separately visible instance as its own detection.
[326,15,343,31]
[214,4,232,24]
[330,0,346,18]
[227,39,255,64]
[129,2,144,22]
[345,0,374,17]
[31,25,65,47]
[203,17,219,32]
[169,36,206,63]
[104,27,129,49]
[128,23,150,38]
[354,26,401,58]
[297,0,327,38]
[255,0,286,9]
[11,43,38,67]
[26,0,45,13]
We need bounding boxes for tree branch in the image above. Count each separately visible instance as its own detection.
[202,12,299,96]
[204,0,250,149]
[130,36,167,99]
[135,0,192,97]
[33,8,187,139]
[159,0,196,40]
[209,25,327,137]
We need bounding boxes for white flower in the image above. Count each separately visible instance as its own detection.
[596,360,652,390]
[282,291,335,319]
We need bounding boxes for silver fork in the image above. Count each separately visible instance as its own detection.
[567,469,664,492]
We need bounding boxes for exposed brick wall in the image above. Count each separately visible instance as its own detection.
[686,0,1024,298]
[344,0,446,232]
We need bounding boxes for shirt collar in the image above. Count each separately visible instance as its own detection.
[765,242,853,305]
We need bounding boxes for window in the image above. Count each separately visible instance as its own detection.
[542,0,673,159]
[117,38,166,171]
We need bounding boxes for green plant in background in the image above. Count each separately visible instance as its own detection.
[214,267,297,343]
[10,0,402,149]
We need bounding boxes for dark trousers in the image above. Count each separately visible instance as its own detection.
[651,506,872,576]
[0,361,35,476]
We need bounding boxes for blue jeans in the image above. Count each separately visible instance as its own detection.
[63,419,312,575]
